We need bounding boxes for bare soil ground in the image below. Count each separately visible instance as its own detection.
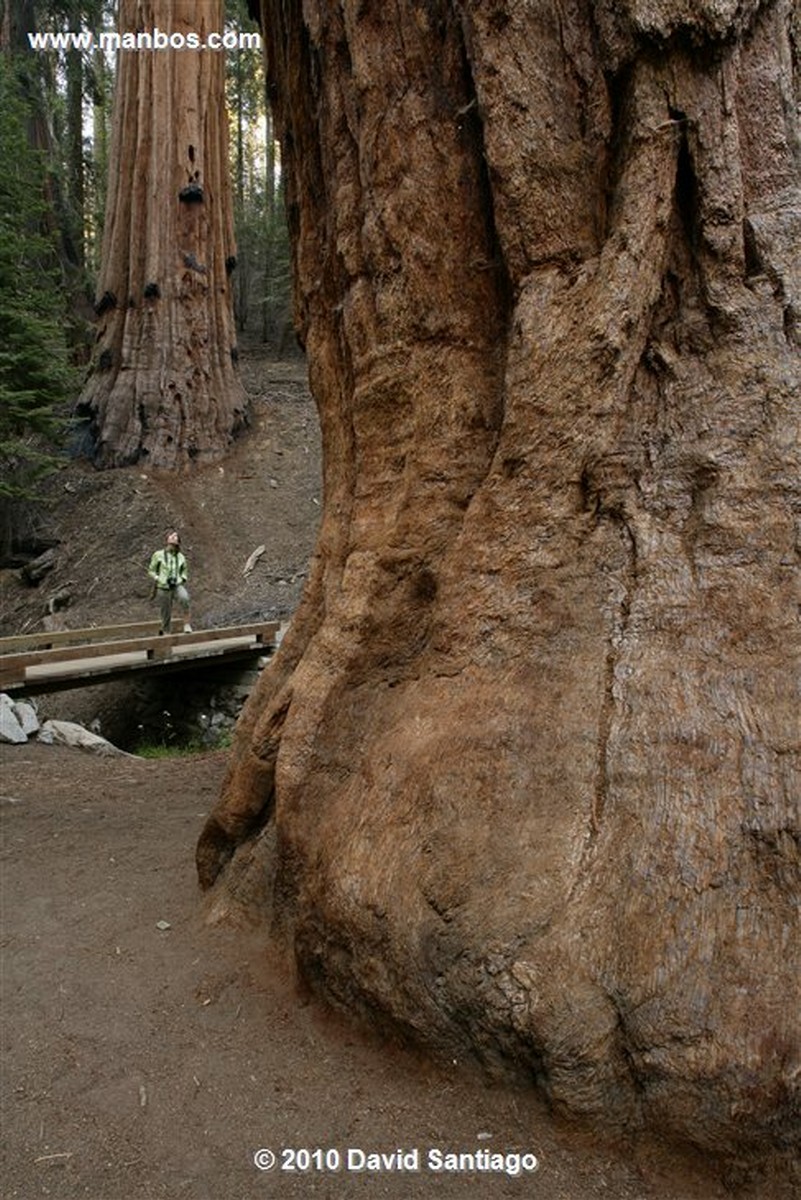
[0,349,789,1198]
[2,745,754,1200]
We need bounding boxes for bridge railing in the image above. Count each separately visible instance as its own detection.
[0,619,184,654]
[0,621,279,694]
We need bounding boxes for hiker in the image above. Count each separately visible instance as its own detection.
[148,530,192,634]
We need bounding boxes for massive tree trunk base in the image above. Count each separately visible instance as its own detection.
[80,345,248,470]
[199,0,800,1171]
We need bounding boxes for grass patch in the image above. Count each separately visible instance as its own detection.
[132,730,233,758]
[133,739,206,759]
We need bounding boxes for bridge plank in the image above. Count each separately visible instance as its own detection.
[25,650,151,681]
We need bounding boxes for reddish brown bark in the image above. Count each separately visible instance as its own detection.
[79,0,246,468]
[200,0,800,1168]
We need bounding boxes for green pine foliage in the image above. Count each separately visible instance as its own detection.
[0,56,76,504]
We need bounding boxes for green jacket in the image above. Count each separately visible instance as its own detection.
[148,547,188,589]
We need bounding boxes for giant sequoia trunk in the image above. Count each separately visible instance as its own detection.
[198,0,801,1165]
[79,0,246,468]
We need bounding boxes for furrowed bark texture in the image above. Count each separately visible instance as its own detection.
[78,0,246,468]
[199,0,801,1161]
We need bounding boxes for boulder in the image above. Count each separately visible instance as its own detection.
[37,720,125,757]
[12,701,39,738]
[0,694,27,744]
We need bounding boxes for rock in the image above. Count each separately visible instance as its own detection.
[37,720,126,757]
[0,695,27,744]
[46,588,71,615]
[21,548,56,586]
[12,701,39,738]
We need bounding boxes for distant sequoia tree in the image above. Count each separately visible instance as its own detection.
[198,0,800,1172]
[78,0,246,468]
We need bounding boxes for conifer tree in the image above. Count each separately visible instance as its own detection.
[78,0,247,469]
[0,56,75,554]
[201,0,801,1166]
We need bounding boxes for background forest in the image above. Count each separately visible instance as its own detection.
[0,0,290,561]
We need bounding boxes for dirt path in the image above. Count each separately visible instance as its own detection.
[1,743,756,1200]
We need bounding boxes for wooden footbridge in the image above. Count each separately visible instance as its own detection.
[0,619,278,697]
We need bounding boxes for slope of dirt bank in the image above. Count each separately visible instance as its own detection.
[0,349,320,642]
[1,743,762,1200]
